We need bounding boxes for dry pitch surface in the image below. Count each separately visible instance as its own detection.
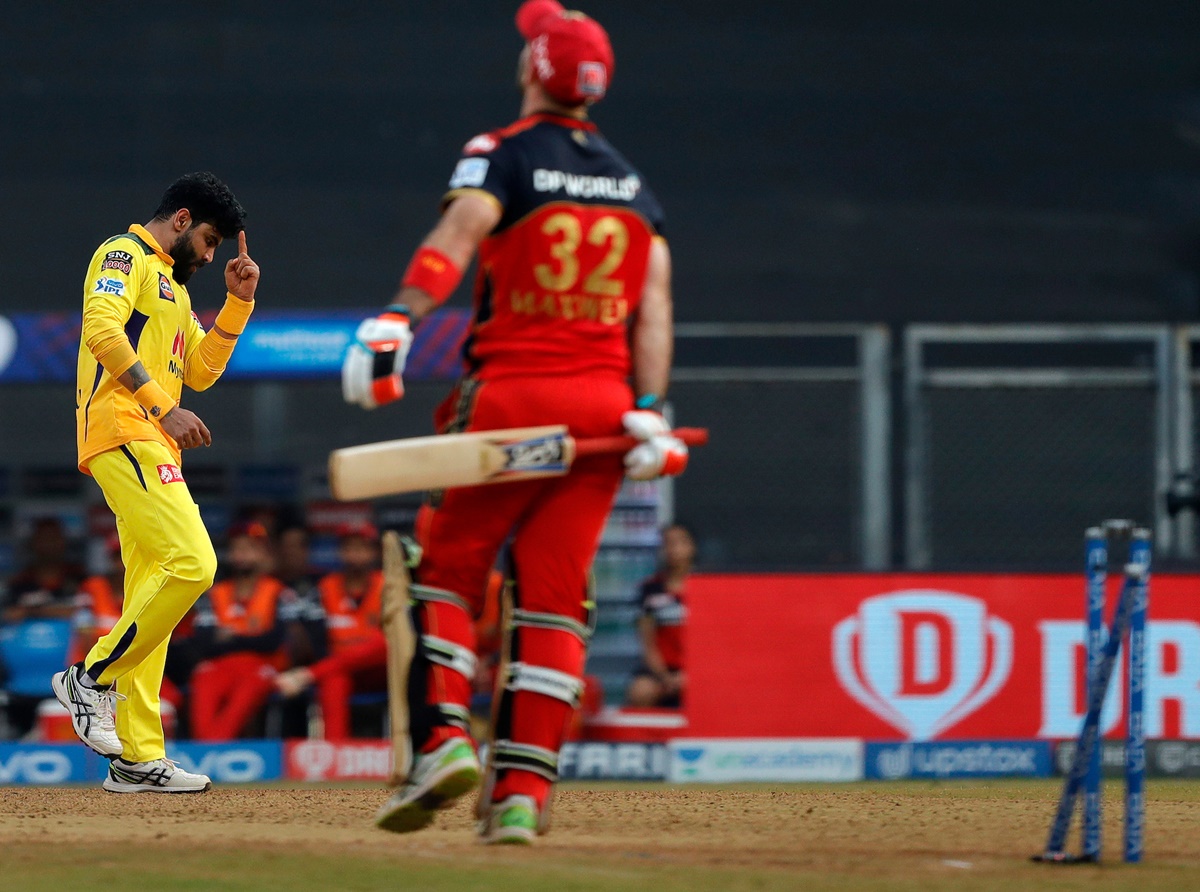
[3,780,1199,891]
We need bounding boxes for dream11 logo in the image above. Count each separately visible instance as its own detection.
[833,591,1013,740]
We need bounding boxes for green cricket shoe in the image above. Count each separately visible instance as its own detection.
[375,738,481,834]
[481,794,539,845]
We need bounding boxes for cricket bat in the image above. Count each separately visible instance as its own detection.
[380,531,416,786]
[329,425,709,501]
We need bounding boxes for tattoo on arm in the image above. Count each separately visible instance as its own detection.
[117,361,151,393]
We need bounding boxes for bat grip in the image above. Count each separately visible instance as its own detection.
[573,427,709,459]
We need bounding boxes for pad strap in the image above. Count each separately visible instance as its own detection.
[411,584,471,613]
[421,634,477,681]
[505,662,583,706]
[511,608,592,643]
[492,740,559,782]
[436,702,472,732]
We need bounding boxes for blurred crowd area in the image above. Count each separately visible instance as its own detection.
[0,508,690,743]
[0,510,490,742]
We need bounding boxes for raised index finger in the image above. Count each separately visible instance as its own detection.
[238,230,247,255]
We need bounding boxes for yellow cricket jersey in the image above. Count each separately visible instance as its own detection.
[75,224,250,472]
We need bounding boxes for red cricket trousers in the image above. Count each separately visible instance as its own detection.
[309,631,389,740]
[414,373,629,808]
[189,652,278,741]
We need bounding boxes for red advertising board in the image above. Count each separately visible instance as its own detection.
[284,739,391,781]
[686,574,1200,740]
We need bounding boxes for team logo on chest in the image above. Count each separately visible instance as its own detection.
[158,273,176,302]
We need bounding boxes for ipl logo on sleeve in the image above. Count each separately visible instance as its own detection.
[833,591,1013,740]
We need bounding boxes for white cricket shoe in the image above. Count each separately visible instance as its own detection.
[51,664,123,757]
[103,758,212,794]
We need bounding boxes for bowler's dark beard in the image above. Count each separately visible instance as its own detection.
[168,231,203,284]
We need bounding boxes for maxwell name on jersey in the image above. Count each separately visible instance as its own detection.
[510,290,629,326]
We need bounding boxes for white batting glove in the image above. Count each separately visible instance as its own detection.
[622,410,689,480]
[342,307,414,409]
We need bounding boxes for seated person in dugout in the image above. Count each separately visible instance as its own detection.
[3,517,83,624]
[274,521,387,739]
[0,517,85,736]
[625,523,695,708]
[273,521,322,605]
[189,521,324,740]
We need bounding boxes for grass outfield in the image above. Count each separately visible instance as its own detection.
[3,780,1200,890]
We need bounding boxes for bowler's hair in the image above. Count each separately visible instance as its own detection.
[153,172,246,239]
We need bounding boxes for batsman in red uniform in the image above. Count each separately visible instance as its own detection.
[342,1,686,844]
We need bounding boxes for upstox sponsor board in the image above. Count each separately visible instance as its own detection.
[667,739,863,783]
[866,740,1052,780]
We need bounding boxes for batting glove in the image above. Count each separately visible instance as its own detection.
[342,307,414,409]
[621,410,689,480]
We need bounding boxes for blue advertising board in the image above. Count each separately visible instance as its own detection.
[865,740,1053,780]
[0,743,98,784]
[0,741,283,785]
[0,309,471,384]
[166,741,283,783]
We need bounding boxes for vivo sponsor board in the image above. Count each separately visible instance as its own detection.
[285,739,393,781]
[866,740,1052,780]
[559,742,667,780]
[687,574,1200,740]
[167,741,282,783]
[1054,740,1200,779]
[0,744,93,784]
[667,739,863,783]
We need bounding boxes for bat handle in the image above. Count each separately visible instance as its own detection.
[573,427,710,459]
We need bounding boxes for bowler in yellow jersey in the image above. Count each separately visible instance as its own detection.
[52,172,260,793]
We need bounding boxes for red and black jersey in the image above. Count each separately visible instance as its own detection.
[638,574,687,671]
[441,113,666,381]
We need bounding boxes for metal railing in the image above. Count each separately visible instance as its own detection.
[673,322,892,569]
[904,324,1174,569]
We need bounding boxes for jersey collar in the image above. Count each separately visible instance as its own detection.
[128,224,175,267]
[524,112,597,132]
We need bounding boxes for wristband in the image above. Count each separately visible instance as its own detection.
[132,379,177,420]
[383,304,412,322]
[215,294,254,336]
[635,394,662,411]
[401,247,462,305]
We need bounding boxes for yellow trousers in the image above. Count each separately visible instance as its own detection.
[84,440,216,761]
